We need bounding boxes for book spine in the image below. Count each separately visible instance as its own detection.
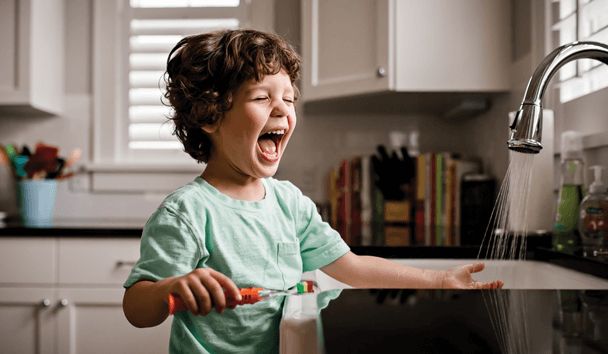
[337,160,350,244]
[435,154,443,246]
[425,153,435,246]
[371,159,385,246]
[453,160,461,246]
[329,166,340,230]
[350,157,362,246]
[415,154,426,246]
[360,156,372,246]
[445,155,458,246]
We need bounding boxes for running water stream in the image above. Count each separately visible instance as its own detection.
[478,150,536,354]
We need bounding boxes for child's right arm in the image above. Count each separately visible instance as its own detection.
[123,268,242,328]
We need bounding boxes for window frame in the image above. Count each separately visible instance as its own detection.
[92,0,270,171]
[548,0,608,103]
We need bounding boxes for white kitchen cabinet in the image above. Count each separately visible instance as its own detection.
[56,288,172,354]
[0,0,64,116]
[0,237,171,354]
[301,0,511,102]
[0,288,56,354]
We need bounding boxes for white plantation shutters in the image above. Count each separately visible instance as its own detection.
[550,0,608,102]
[125,0,249,157]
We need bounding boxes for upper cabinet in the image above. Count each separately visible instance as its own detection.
[0,0,64,116]
[301,0,511,102]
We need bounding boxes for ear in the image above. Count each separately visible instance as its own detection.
[201,120,220,134]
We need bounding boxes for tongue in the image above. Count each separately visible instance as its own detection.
[258,137,277,155]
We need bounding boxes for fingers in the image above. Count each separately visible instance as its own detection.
[171,268,240,316]
[189,280,212,315]
[208,269,242,305]
[467,262,485,273]
[476,280,504,289]
[199,269,241,315]
[172,279,204,316]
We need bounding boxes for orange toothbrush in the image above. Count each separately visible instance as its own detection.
[168,281,315,315]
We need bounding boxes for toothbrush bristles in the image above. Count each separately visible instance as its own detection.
[296,280,315,294]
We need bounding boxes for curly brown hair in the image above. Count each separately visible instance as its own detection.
[163,29,301,163]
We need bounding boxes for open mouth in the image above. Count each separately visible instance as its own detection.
[257,129,286,161]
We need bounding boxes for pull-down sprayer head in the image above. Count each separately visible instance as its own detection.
[508,41,608,154]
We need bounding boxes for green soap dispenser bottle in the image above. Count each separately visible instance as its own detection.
[578,165,608,258]
[553,131,585,254]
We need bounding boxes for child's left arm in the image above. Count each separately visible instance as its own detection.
[320,251,503,289]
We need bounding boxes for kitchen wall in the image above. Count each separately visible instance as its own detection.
[1,0,606,226]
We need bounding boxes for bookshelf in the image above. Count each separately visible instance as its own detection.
[328,152,492,247]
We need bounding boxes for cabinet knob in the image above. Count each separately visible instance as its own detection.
[41,299,51,307]
[59,299,69,307]
[377,67,387,78]
[116,260,137,268]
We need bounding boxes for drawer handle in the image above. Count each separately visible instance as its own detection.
[116,260,137,268]
[59,299,69,307]
[41,299,51,307]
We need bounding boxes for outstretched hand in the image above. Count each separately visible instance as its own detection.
[441,262,504,289]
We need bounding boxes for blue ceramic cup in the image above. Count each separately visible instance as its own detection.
[16,180,58,227]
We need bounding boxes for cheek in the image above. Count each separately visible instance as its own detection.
[288,113,297,131]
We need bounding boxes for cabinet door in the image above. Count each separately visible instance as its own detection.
[0,288,56,354]
[0,0,18,97]
[0,0,64,116]
[393,0,511,92]
[56,288,172,354]
[0,237,56,284]
[57,237,140,286]
[301,0,391,101]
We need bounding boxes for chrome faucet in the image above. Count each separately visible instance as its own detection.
[508,41,608,154]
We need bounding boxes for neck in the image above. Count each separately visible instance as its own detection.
[201,164,265,202]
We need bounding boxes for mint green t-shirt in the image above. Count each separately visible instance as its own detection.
[124,177,350,354]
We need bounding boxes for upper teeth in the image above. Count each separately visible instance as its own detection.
[268,130,285,135]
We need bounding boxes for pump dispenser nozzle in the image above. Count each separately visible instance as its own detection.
[589,166,606,194]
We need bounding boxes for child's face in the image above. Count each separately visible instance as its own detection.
[205,69,296,180]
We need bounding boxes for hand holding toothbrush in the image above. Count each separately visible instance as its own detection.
[168,279,315,315]
[164,268,244,316]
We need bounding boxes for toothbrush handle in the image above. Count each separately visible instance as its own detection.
[168,287,262,315]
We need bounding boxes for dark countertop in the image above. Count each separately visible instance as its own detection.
[319,289,608,353]
[0,217,146,237]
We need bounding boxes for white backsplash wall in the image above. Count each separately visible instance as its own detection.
[0,92,484,218]
[0,94,92,216]
[280,107,482,202]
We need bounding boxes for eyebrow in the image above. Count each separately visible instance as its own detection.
[245,84,294,95]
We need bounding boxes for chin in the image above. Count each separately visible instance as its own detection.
[258,163,280,178]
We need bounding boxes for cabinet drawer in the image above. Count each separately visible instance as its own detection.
[58,238,141,286]
[0,238,56,284]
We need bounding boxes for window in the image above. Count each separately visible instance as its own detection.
[93,0,250,166]
[550,0,608,102]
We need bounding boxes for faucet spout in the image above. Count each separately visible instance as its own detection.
[508,41,608,154]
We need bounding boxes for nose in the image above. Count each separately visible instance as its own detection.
[271,99,290,118]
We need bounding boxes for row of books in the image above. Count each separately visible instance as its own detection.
[329,152,480,247]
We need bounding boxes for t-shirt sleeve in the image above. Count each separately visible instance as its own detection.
[123,204,205,288]
[296,192,350,272]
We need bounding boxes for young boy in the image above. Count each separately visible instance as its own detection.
[123,29,503,353]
